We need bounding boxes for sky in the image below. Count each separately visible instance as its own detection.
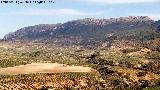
[0,0,160,38]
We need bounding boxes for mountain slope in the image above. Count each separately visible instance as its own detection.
[4,24,61,40]
[155,20,160,31]
[3,16,160,46]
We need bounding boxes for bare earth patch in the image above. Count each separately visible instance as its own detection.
[0,63,92,75]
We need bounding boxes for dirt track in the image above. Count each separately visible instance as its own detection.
[0,63,92,75]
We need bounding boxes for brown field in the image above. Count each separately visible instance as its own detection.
[0,63,92,75]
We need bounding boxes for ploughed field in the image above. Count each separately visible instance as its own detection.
[0,63,92,75]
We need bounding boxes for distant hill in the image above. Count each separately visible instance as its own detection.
[3,16,160,46]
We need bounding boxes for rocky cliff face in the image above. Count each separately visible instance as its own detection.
[4,16,159,46]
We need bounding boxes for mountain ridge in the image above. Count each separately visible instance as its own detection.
[3,16,160,47]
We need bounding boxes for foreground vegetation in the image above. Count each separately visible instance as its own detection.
[0,39,160,89]
[0,72,103,90]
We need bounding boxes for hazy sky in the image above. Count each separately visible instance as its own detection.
[0,0,160,38]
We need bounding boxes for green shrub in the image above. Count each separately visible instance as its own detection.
[122,48,141,53]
